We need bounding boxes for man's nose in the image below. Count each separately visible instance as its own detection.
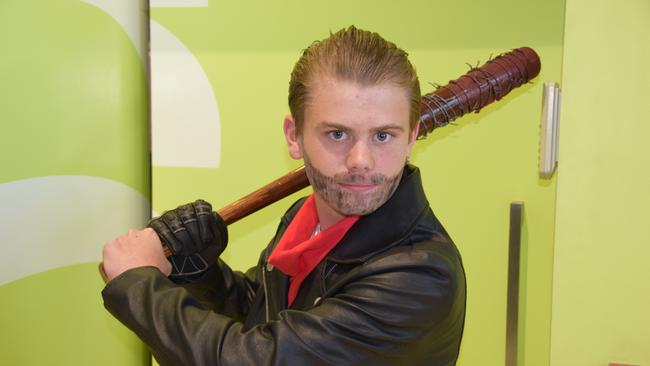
[346,140,374,172]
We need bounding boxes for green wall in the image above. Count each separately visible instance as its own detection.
[550,0,650,365]
[0,1,150,364]
[151,1,565,365]
[5,2,646,364]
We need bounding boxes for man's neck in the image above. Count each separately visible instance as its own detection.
[312,194,346,231]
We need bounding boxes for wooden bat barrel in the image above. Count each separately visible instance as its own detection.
[418,47,541,135]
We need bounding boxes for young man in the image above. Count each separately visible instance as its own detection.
[102,26,466,365]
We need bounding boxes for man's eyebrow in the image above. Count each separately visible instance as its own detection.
[317,121,349,130]
[317,121,406,132]
[371,124,406,132]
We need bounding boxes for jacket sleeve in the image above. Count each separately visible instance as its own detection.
[101,244,465,366]
[173,258,260,322]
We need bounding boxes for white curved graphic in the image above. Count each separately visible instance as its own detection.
[0,176,150,285]
[82,0,222,169]
[82,0,149,67]
[150,20,221,168]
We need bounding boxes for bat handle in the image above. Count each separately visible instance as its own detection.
[101,166,309,272]
[159,166,310,258]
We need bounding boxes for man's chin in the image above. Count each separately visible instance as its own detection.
[337,206,377,216]
[329,193,389,217]
[317,179,401,217]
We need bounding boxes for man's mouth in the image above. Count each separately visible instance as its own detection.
[338,182,378,192]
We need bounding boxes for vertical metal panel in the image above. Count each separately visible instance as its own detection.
[506,202,524,366]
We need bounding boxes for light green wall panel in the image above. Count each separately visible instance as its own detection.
[0,264,149,365]
[550,0,650,365]
[0,1,150,364]
[151,1,565,365]
[0,0,149,195]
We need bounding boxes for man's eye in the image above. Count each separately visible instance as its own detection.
[375,131,391,142]
[329,130,346,140]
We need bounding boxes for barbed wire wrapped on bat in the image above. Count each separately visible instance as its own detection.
[418,47,540,138]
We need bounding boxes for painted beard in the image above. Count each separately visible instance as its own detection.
[303,154,403,216]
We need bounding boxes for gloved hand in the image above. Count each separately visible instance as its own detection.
[148,199,228,282]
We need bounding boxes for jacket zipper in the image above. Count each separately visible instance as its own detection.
[262,262,270,322]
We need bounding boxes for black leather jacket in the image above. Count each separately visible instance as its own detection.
[102,165,466,365]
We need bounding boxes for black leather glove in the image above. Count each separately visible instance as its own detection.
[148,199,228,282]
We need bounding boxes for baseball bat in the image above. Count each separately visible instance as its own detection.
[99,47,541,279]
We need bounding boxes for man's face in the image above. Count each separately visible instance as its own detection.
[284,77,418,221]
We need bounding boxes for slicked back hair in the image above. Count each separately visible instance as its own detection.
[288,26,421,133]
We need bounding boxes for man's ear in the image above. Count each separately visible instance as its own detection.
[283,115,303,160]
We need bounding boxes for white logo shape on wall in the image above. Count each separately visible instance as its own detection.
[150,20,221,168]
[0,176,150,285]
[81,0,148,66]
[84,0,221,168]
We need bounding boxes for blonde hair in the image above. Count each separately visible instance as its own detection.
[288,26,421,132]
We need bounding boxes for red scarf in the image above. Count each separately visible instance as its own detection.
[267,195,359,306]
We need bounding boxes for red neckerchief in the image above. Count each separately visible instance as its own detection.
[267,195,359,307]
